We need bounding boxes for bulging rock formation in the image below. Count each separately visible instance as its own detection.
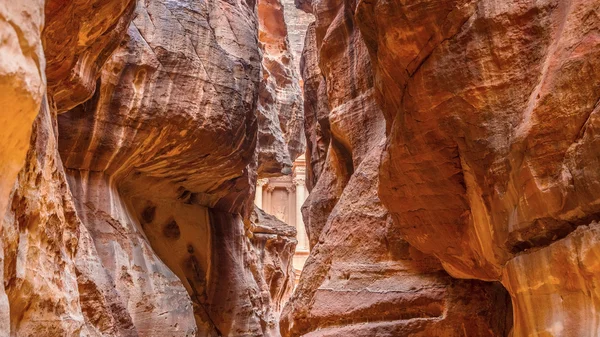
[280,0,512,335]
[370,0,600,335]
[2,0,300,335]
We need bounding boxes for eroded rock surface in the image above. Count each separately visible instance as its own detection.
[1,0,139,335]
[44,0,136,113]
[370,0,600,335]
[2,0,299,335]
[257,0,306,177]
[281,1,512,335]
[280,0,314,75]
[4,0,599,336]
[0,1,45,229]
[249,207,298,336]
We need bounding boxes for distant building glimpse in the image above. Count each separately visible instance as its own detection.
[255,155,309,284]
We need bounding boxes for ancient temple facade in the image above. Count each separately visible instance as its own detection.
[255,155,310,280]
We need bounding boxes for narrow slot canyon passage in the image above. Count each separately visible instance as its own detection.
[1,0,600,337]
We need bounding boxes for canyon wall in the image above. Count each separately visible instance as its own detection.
[1,0,300,336]
[280,0,512,336]
[257,0,306,177]
[285,0,600,336]
[371,1,600,336]
[4,0,600,336]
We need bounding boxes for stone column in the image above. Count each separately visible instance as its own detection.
[286,185,296,228]
[294,177,307,250]
[255,178,268,208]
[265,185,275,214]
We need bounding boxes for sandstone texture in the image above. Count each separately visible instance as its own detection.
[44,0,136,113]
[3,0,600,336]
[257,0,306,177]
[1,0,299,335]
[1,0,137,335]
[280,0,314,76]
[0,1,45,228]
[280,0,512,335]
[370,0,600,335]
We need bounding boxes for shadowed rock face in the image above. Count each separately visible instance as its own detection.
[280,0,513,335]
[44,0,136,113]
[257,0,306,177]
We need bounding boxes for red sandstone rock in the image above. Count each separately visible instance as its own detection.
[5,0,599,336]
[1,0,139,335]
[371,0,600,335]
[0,1,45,234]
[281,0,512,335]
[257,0,306,177]
[2,0,299,335]
[249,207,298,336]
[44,0,136,113]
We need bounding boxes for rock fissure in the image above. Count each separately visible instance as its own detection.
[3,0,600,336]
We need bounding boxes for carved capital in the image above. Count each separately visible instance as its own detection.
[257,178,269,187]
[266,186,276,193]
[293,177,305,187]
[286,185,296,193]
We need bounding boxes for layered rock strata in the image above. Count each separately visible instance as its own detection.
[257,0,306,177]
[1,0,300,335]
[280,1,513,335]
[371,1,600,335]
[1,0,136,335]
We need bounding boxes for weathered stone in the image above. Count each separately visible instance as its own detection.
[368,0,600,335]
[249,207,298,336]
[281,0,513,335]
[5,0,599,336]
[56,0,298,334]
[281,0,314,76]
[0,0,45,228]
[44,0,136,113]
[3,106,89,336]
[1,0,139,335]
[2,0,300,335]
[257,0,306,177]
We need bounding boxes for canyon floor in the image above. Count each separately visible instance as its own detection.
[1,0,600,336]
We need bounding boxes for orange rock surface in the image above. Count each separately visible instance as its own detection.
[2,0,600,336]
[1,0,299,335]
[372,0,600,335]
[281,0,512,335]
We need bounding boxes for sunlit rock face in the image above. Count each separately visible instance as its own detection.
[257,0,306,177]
[1,0,137,335]
[279,0,513,335]
[369,0,600,335]
[2,0,299,335]
[56,0,299,334]
[0,1,46,231]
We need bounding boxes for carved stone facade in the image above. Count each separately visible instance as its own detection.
[256,155,310,279]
